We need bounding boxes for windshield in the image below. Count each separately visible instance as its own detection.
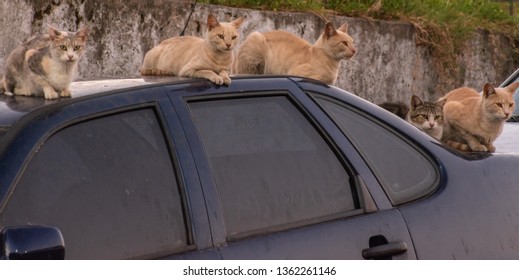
[500,68,519,119]
[510,77,519,119]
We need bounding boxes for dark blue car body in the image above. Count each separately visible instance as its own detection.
[0,76,518,260]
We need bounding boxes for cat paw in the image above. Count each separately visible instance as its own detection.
[60,89,72,98]
[219,72,232,85]
[209,75,224,85]
[470,144,488,152]
[3,91,13,97]
[222,75,231,85]
[44,90,59,100]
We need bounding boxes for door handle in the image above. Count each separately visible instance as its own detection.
[362,241,408,260]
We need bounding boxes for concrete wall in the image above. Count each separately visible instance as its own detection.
[1,0,518,104]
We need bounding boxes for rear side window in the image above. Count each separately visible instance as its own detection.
[315,97,439,205]
[1,108,189,259]
[189,96,360,239]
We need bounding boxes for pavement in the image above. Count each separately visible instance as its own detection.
[494,122,519,154]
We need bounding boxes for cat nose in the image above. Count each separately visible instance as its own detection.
[226,44,231,48]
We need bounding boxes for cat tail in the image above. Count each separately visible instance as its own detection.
[140,68,175,76]
[378,102,409,119]
[235,32,267,74]
[444,139,471,152]
[140,46,176,76]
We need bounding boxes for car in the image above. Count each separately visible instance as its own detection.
[0,75,519,260]
[491,68,519,153]
[500,67,519,121]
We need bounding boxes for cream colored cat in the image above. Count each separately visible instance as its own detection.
[140,14,244,85]
[440,82,519,152]
[234,22,356,85]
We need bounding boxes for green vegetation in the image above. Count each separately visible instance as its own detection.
[201,0,519,66]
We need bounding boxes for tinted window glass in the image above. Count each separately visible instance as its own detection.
[1,109,188,259]
[189,96,358,239]
[316,97,439,205]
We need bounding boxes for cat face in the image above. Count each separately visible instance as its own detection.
[320,22,356,61]
[407,95,445,139]
[482,83,518,120]
[48,26,89,63]
[207,14,244,52]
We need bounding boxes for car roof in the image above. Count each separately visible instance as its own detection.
[0,76,192,126]
[0,75,434,149]
[0,75,333,130]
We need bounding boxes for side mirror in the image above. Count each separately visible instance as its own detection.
[1,226,65,260]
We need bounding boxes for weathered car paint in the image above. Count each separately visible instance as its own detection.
[0,76,518,259]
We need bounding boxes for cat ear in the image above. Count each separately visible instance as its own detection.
[207,14,220,31]
[410,95,423,109]
[47,25,62,40]
[435,98,447,108]
[76,26,89,42]
[505,82,519,95]
[338,23,349,33]
[323,22,338,39]
[231,17,244,29]
[483,83,496,98]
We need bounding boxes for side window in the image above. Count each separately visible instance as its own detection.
[315,96,439,205]
[188,96,360,240]
[1,108,189,259]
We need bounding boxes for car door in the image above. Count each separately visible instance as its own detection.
[0,86,216,259]
[167,78,417,259]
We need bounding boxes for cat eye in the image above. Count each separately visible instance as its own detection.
[59,45,67,51]
[232,35,237,40]
[342,41,349,47]
[420,114,428,119]
[435,116,442,120]
[217,34,224,39]
[73,45,81,51]
[496,103,503,108]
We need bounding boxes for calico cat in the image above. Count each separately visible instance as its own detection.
[234,22,356,85]
[140,14,244,85]
[440,82,519,152]
[379,95,445,140]
[0,25,89,100]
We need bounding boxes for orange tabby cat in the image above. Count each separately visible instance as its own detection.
[234,22,356,84]
[440,82,519,152]
[140,14,244,85]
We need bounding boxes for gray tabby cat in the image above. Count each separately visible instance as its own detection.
[0,25,89,100]
[407,95,446,140]
[379,94,446,140]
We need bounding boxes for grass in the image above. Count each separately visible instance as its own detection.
[200,0,519,68]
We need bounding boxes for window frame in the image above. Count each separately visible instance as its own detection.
[185,91,367,241]
[0,102,196,258]
[310,93,442,206]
